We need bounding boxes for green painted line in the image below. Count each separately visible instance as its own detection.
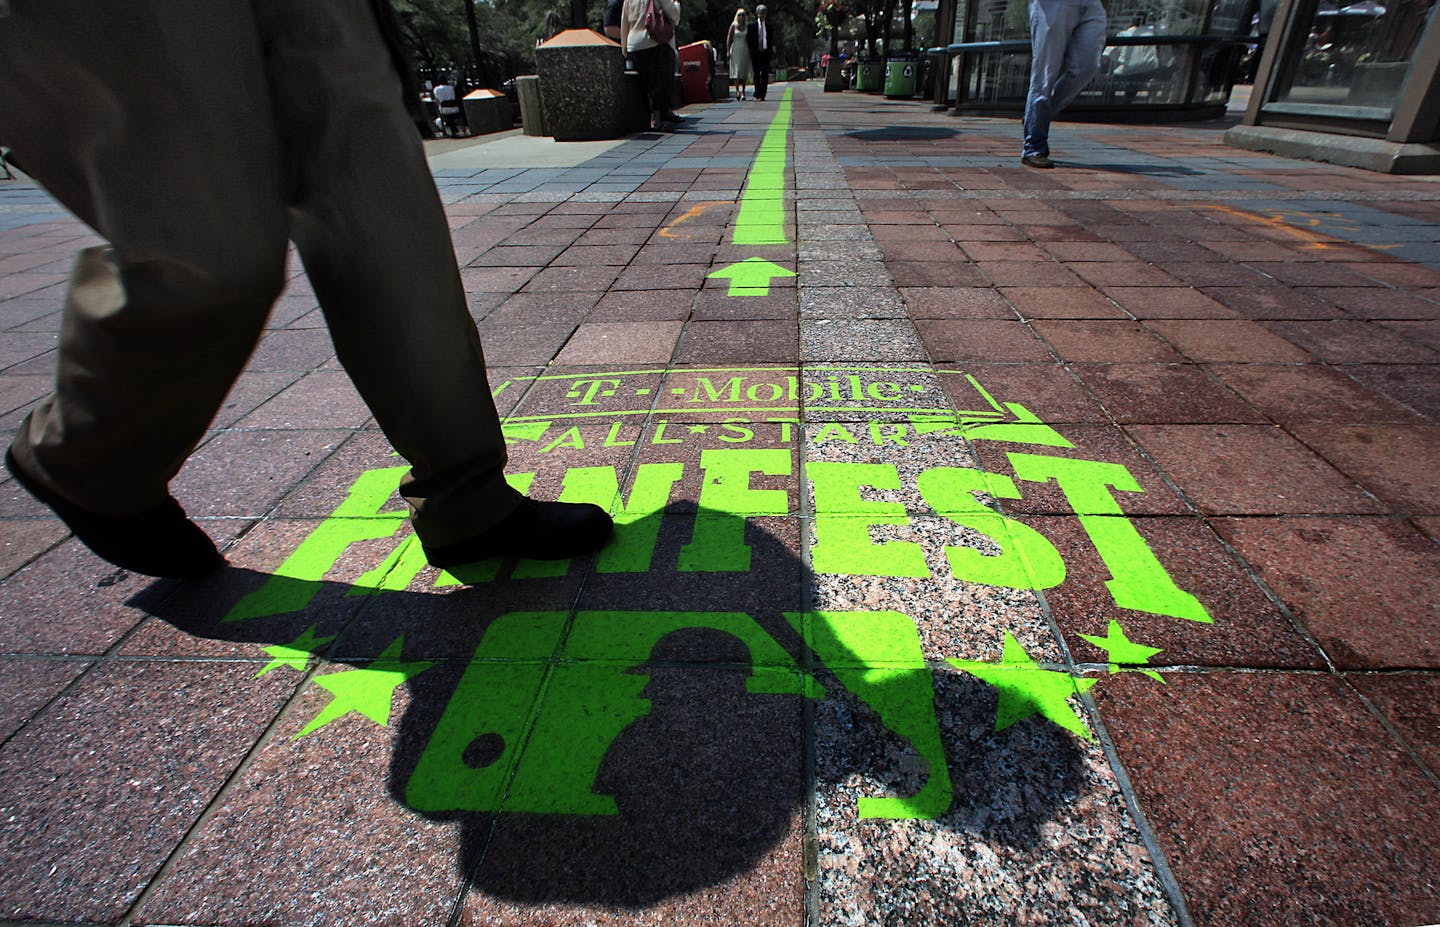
[733,87,792,246]
[707,88,794,295]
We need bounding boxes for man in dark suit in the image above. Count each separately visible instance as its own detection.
[746,4,778,100]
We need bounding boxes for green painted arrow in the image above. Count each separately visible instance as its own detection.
[707,257,797,296]
[733,88,793,246]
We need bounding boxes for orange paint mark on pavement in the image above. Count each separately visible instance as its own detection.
[659,201,730,239]
[1200,204,1398,252]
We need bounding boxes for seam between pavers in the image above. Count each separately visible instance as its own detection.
[13,427,383,919]
[114,660,325,926]
[964,393,1201,924]
[1340,675,1440,789]
[940,237,1199,924]
[812,88,1200,924]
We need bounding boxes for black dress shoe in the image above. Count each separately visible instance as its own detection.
[422,497,613,568]
[5,447,223,578]
[661,111,683,122]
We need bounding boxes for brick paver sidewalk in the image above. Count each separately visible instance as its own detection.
[1,83,1437,927]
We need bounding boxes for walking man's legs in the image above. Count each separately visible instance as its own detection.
[0,0,611,578]
[1022,0,1108,164]
[0,1,293,575]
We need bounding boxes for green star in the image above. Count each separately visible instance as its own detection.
[293,636,434,739]
[947,632,1097,740]
[256,625,336,677]
[687,424,709,434]
[1079,620,1165,682]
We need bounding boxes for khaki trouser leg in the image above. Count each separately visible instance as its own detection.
[0,0,518,543]
[255,0,517,546]
[0,2,291,516]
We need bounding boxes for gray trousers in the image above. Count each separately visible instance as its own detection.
[1022,0,1108,158]
[0,0,517,546]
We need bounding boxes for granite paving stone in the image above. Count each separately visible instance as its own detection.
[486,291,601,324]
[1341,363,1440,422]
[1263,318,1440,363]
[0,539,189,654]
[1215,515,1440,668]
[1204,361,1426,425]
[914,319,1056,362]
[692,288,797,320]
[0,515,67,579]
[801,286,906,319]
[977,259,1085,287]
[1295,285,1440,320]
[1154,261,1279,287]
[242,328,338,371]
[937,362,1113,424]
[1026,514,1325,669]
[900,285,1017,320]
[461,666,807,926]
[1346,672,1440,773]
[676,320,800,365]
[802,319,927,362]
[808,516,1061,663]
[1198,284,1346,319]
[1380,318,1440,350]
[1030,320,1187,363]
[172,428,350,518]
[1144,319,1314,363]
[1069,363,1266,424]
[474,320,580,364]
[553,321,685,365]
[1001,285,1129,319]
[0,658,89,741]
[0,661,297,924]
[815,664,1180,927]
[1286,422,1440,514]
[1244,260,1384,288]
[1094,672,1440,927]
[972,422,1193,516]
[1124,423,1388,515]
[235,370,372,430]
[580,288,693,322]
[801,365,951,423]
[130,674,471,927]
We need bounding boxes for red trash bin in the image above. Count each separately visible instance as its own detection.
[679,41,713,104]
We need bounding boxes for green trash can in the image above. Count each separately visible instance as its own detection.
[884,56,917,98]
[856,58,883,92]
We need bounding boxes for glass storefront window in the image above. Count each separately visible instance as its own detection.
[944,0,1252,113]
[1265,0,1437,118]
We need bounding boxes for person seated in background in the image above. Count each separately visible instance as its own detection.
[433,78,466,136]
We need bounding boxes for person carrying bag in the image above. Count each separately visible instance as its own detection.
[622,0,682,130]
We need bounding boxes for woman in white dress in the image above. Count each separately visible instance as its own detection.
[726,8,752,100]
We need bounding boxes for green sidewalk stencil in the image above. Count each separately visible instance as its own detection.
[708,257,796,296]
[294,635,434,739]
[233,367,1215,821]
[403,609,956,820]
[948,633,1097,741]
[256,625,336,678]
[732,87,792,246]
[707,87,794,294]
[1080,620,1166,682]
